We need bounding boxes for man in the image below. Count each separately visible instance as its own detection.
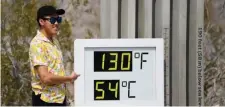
[29,5,80,106]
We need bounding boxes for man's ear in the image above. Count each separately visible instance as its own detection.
[39,19,45,26]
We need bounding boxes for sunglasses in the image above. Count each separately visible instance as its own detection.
[42,17,62,24]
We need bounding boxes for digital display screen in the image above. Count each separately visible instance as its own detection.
[94,51,132,71]
[94,80,120,100]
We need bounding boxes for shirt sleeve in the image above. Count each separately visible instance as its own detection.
[29,43,49,67]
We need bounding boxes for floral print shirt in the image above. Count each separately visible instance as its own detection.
[29,30,66,103]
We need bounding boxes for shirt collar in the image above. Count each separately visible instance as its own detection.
[36,30,57,44]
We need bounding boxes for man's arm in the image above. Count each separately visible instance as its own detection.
[35,65,79,85]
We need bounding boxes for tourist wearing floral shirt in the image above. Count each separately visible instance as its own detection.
[29,5,80,106]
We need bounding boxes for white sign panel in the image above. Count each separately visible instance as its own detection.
[74,39,164,106]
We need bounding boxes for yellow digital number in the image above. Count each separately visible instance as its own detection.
[108,53,118,70]
[102,53,105,70]
[121,53,131,70]
[96,81,105,99]
[109,82,118,98]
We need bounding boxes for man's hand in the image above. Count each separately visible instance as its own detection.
[70,72,80,83]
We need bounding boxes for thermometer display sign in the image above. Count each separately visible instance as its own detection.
[74,39,164,106]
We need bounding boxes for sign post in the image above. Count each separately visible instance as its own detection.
[74,39,164,106]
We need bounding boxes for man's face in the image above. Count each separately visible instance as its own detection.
[40,14,62,36]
